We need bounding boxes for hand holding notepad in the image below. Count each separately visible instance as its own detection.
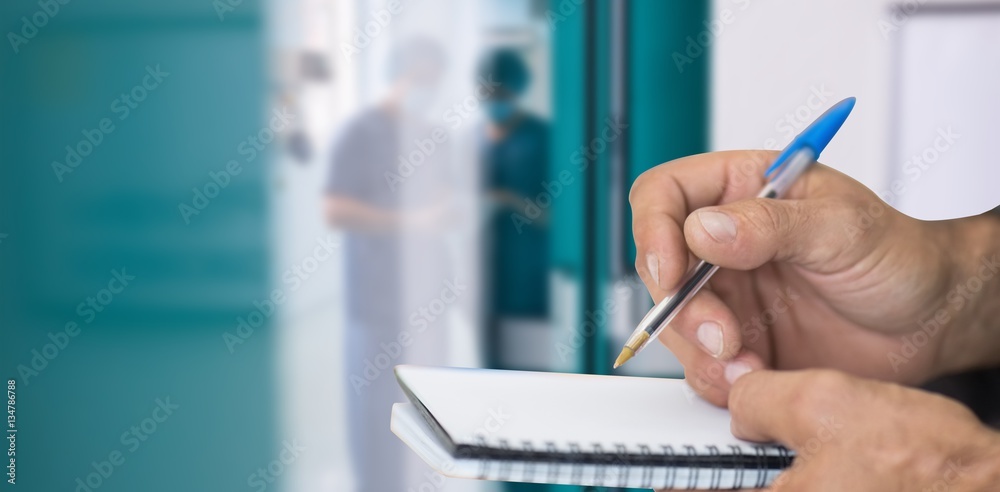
[391,365,792,489]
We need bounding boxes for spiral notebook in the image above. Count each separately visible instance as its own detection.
[391,365,794,489]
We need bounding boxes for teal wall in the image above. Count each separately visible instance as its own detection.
[0,2,275,491]
[627,0,711,261]
[550,0,710,373]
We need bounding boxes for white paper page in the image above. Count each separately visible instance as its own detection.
[395,365,766,455]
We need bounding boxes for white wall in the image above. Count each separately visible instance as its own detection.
[890,9,1000,220]
[711,0,896,190]
[711,0,1000,219]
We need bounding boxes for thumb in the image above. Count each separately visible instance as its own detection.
[729,369,856,447]
[727,370,827,445]
[683,197,869,273]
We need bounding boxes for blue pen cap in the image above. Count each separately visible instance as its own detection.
[765,97,856,178]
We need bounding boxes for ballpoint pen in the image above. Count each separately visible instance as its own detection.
[614,97,857,369]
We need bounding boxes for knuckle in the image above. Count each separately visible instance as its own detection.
[728,376,750,409]
[628,162,675,207]
[741,199,790,236]
[727,369,759,411]
[687,370,715,394]
[628,170,652,207]
[631,218,653,252]
[698,357,728,383]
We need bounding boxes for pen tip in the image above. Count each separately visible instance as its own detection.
[613,348,634,369]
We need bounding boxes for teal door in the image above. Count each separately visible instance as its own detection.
[544,0,709,490]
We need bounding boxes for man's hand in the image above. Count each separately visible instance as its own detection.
[630,150,1000,406]
[723,370,1000,491]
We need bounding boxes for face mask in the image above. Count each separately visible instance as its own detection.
[486,100,516,123]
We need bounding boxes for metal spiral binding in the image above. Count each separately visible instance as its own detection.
[521,441,535,482]
[729,444,745,487]
[475,435,488,479]
[476,441,784,489]
[615,443,630,488]
[684,445,699,489]
[755,445,767,488]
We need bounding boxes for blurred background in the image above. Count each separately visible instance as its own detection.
[1,1,998,492]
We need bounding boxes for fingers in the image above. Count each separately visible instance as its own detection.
[656,292,768,408]
[683,196,863,274]
[728,369,851,445]
[631,150,778,295]
[767,465,812,492]
[727,370,996,491]
[681,347,766,408]
[633,207,690,298]
[630,151,781,406]
[667,288,743,360]
[633,150,884,287]
[680,160,894,275]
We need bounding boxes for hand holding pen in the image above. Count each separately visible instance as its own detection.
[629,98,1000,490]
[616,98,857,370]
[619,97,988,407]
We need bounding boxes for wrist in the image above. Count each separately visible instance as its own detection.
[936,213,1000,376]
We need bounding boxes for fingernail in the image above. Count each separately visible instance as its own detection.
[645,253,660,289]
[725,361,752,384]
[698,210,737,243]
[696,322,724,357]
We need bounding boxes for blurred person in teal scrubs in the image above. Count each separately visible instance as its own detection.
[478,49,551,366]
